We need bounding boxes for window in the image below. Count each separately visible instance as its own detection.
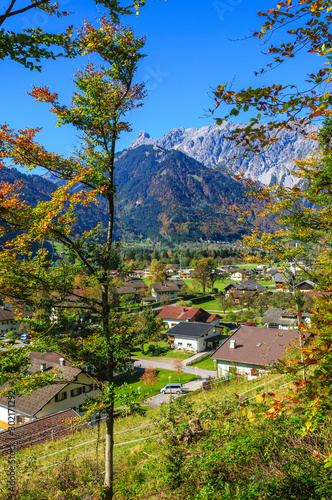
[55,392,67,402]
[70,387,83,398]
[83,384,93,394]
[16,414,23,424]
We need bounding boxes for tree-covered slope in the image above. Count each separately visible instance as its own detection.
[114,145,276,242]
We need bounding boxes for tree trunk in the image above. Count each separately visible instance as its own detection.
[104,404,114,499]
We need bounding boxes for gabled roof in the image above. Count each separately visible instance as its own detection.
[0,307,32,322]
[167,322,214,338]
[226,280,266,292]
[115,285,137,295]
[294,280,315,288]
[157,306,220,324]
[262,308,285,324]
[205,313,220,323]
[152,282,180,293]
[211,326,308,366]
[0,352,81,417]
[266,267,280,276]
[273,273,286,283]
[263,308,311,326]
[157,306,201,321]
[0,409,80,452]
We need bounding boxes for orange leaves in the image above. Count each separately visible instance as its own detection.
[28,86,58,104]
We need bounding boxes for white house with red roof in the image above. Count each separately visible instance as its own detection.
[157,306,220,329]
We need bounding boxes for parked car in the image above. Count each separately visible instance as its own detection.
[160,383,182,394]
[21,333,33,344]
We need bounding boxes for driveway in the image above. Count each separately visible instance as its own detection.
[133,358,216,379]
[146,378,203,408]
[133,358,216,408]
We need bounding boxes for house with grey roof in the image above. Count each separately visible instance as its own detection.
[166,322,227,352]
[0,351,100,430]
[211,326,308,380]
[262,308,311,329]
[151,282,180,301]
[225,279,266,293]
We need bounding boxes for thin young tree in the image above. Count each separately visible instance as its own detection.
[0,16,145,500]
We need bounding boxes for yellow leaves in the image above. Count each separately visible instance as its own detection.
[256,394,264,402]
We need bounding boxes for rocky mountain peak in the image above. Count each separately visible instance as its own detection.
[130,121,318,187]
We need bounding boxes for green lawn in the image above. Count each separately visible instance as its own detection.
[131,341,193,361]
[115,367,198,401]
[182,278,236,293]
[191,357,217,370]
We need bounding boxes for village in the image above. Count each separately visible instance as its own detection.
[0,256,318,450]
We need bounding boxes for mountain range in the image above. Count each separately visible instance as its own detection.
[130,121,318,188]
[0,120,316,244]
[113,145,276,242]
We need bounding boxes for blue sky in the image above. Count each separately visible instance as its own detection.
[1,0,321,172]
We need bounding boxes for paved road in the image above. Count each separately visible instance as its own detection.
[146,379,203,408]
[133,358,216,379]
[133,358,216,408]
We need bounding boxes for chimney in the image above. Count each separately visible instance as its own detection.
[40,363,46,372]
[229,339,236,349]
[59,358,65,366]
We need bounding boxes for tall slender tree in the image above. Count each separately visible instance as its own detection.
[0,16,146,499]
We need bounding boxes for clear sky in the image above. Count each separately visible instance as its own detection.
[1,0,321,173]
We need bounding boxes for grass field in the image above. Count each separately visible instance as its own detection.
[0,371,291,497]
[131,341,193,361]
[115,368,197,401]
[191,357,217,370]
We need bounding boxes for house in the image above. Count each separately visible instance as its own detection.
[165,265,180,276]
[0,409,79,451]
[123,279,148,293]
[0,352,100,429]
[224,279,266,297]
[273,273,286,289]
[232,289,257,304]
[157,306,221,329]
[210,326,308,380]
[128,270,146,278]
[166,322,226,352]
[115,280,147,299]
[141,296,155,304]
[178,269,194,279]
[266,267,281,278]
[0,306,31,336]
[170,279,186,290]
[151,282,180,301]
[230,269,247,281]
[115,285,138,297]
[294,280,316,292]
[262,308,312,329]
